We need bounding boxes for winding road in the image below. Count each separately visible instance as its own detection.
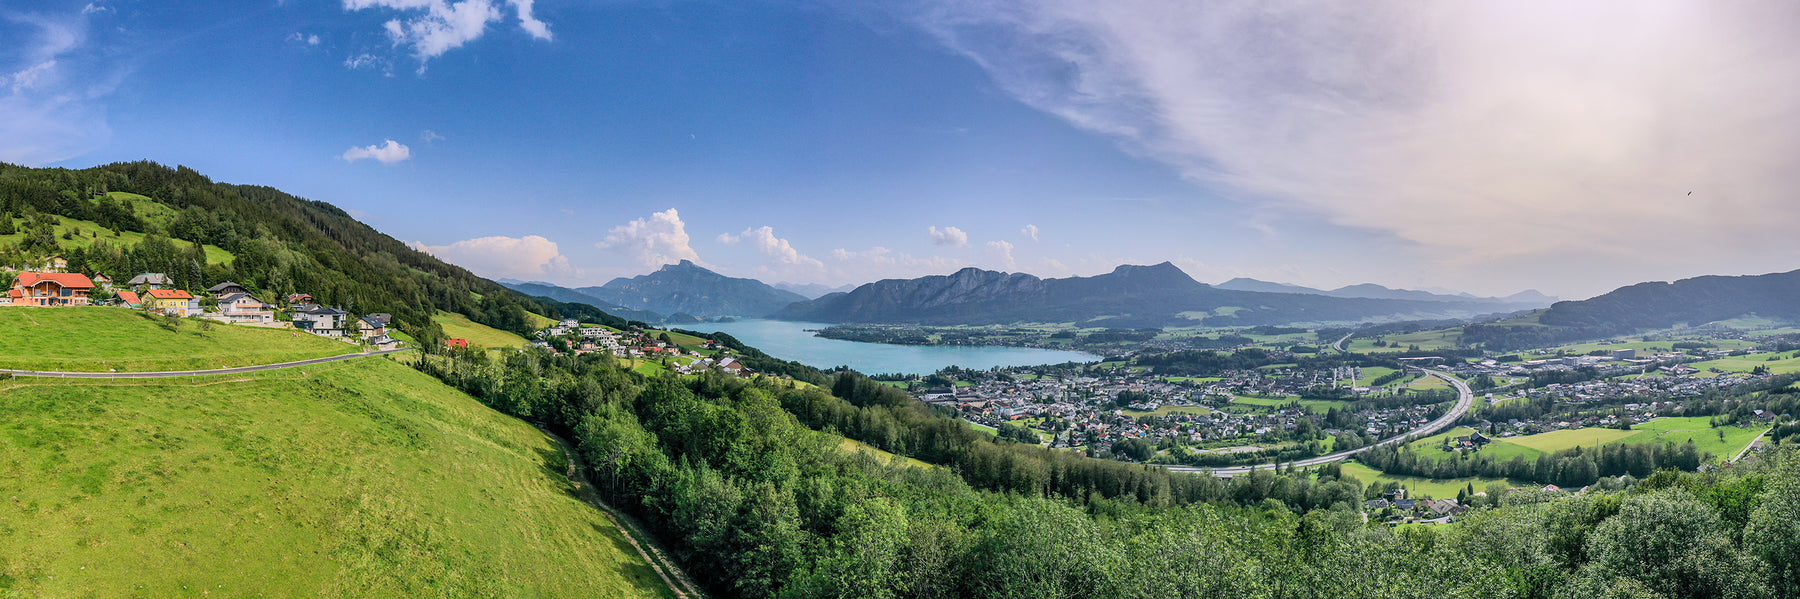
[0,348,415,378]
[1167,367,1474,476]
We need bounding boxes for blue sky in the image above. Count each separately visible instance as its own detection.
[7,1,1800,299]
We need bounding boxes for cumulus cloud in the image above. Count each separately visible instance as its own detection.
[986,240,1016,270]
[0,9,116,166]
[344,0,551,65]
[718,226,826,274]
[410,235,577,280]
[1021,224,1039,242]
[599,208,702,268]
[928,225,968,247]
[910,1,1800,285]
[340,139,411,164]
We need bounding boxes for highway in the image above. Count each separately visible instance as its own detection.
[1166,368,1474,476]
[0,348,415,379]
[1332,332,1354,352]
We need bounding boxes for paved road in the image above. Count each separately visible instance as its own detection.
[0,348,415,379]
[1167,368,1474,476]
[1332,332,1354,353]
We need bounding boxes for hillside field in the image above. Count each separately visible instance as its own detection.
[0,358,671,598]
[1410,417,1767,465]
[1,210,235,265]
[0,307,359,372]
[433,310,528,349]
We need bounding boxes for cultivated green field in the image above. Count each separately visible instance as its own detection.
[1687,351,1800,375]
[0,307,358,372]
[1335,462,1519,499]
[1346,328,1463,353]
[1502,427,1640,452]
[0,358,671,598]
[1230,395,1351,414]
[433,310,528,349]
[1124,405,1216,418]
[1457,418,1766,464]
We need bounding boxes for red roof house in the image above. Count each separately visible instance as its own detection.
[9,272,95,307]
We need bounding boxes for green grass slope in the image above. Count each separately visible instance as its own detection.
[433,310,528,349]
[0,358,671,598]
[0,307,359,372]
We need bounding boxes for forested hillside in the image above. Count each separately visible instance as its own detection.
[417,344,1800,599]
[0,161,618,343]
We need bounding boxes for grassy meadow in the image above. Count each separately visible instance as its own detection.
[1,210,235,265]
[0,358,671,598]
[432,310,528,349]
[0,307,358,372]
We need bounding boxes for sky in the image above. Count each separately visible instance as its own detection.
[6,1,1800,300]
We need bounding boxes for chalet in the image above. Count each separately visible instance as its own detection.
[116,290,143,309]
[144,289,199,316]
[207,281,251,296]
[215,292,274,324]
[41,255,68,272]
[91,274,113,289]
[127,273,172,290]
[357,316,386,337]
[9,272,95,307]
[286,293,315,305]
[293,307,349,337]
[365,313,393,327]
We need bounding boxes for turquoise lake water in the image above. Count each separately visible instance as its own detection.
[675,319,1101,375]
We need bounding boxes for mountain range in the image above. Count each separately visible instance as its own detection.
[772,262,1536,327]
[1538,268,1800,332]
[1216,277,1556,306]
[555,260,808,318]
[497,281,668,323]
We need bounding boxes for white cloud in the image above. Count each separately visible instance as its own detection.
[828,246,963,281]
[599,208,702,268]
[340,139,412,164]
[308,34,321,45]
[910,1,1800,290]
[410,235,576,281]
[0,10,114,166]
[342,53,390,74]
[419,129,444,144]
[928,225,968,247]
[80,4,109,15]
[986,240,1016,270]
[1021,224,1039,242]
[344,0,551,66]
[718,226,825,271]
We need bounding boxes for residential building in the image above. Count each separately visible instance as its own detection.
[357,316,386,337]
[215,292,274,324]
[8,272,95,306]
[293,307,350,336]
[207,281,251,296]
[144,289,199,316]
[127,273,172,289]
[116,290,143,309]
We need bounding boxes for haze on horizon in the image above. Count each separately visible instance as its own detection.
[6,1,1799,300]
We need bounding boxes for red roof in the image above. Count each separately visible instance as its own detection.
[6,289,19,299]
[117,290,141,304]
[14,272,94,290]
[145,289,194,300]
[446,338,470,348]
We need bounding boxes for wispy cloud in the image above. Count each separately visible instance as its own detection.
[1021,224,1039,242]
[986,240,1016,270]
[344,0,551,68]
[909,1,1800,283]
[928,225,968,247]
[829,246,963,281]
[411,234,578,281]
[341,139,412,164]
[0,8,117,166]
[599,208,703,268]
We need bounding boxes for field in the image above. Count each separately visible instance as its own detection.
[1334,462,1520,500]
[0,358,671,598]
[838,438,937,469]
[1346,328,1463,353]
[1124,404,1216,418]
[1229,395,1352,415]
[1,210,236,265]
[433,310,528,349]
[1448,417,1767,465]
[1687,351,1800,375]
[0,307,359,372]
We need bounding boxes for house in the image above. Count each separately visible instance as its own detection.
[127,273,172,290]
[287,293,315,305]
[357,316,386,337]
[215,292,274,324]
[367,334,400,350]
[8,272,95,306]
[207,281,251,297]
[92,274,113,289]
[293,307,350,336]
[41,255,68,272]
[446,338,470,349]
[116,290,143,309]
[365,313,393,327]
[144,289,199,316]
[1429,499,1460,516]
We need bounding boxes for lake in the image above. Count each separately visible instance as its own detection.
[675,319,1101,375]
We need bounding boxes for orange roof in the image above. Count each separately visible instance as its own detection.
[7,289,19,299]
[145,289,194,300]
[117,290,141,304]
[15,272,94,289]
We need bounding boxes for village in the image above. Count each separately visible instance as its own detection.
[2,262,768,380]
